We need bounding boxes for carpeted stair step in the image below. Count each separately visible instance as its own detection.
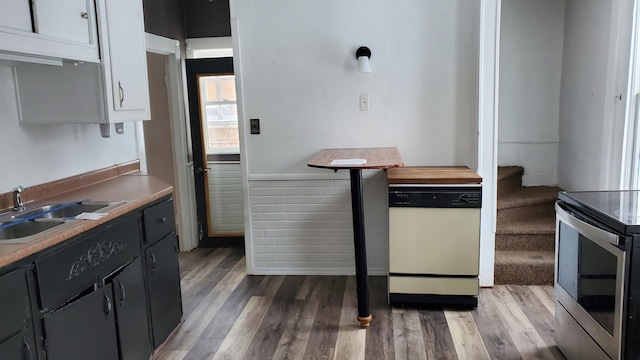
[495,217,555,251]
[497,166,524,196]
[497,186,561,227]
[494,250,554,285]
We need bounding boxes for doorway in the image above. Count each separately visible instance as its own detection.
[185,58,244,248]
[142,33,197,252]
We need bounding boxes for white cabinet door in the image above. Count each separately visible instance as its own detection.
[103,0,149,114]
[14,0,150,128]
[0,0,32,32]
[33,0,95,45]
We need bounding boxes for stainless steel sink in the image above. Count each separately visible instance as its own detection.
[0,200,126,243]
[20,203,109,219]
[12,201,125,220]
[0,220,64,242]
[12,204,64,219]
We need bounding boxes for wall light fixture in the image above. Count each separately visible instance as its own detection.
[356,46,372,73]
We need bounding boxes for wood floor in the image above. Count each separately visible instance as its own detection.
[154,248,566,360]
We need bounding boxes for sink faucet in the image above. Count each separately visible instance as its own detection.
[13,186,25,211]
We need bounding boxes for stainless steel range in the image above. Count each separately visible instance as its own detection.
[555,190,640,360]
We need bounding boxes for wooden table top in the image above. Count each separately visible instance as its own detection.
[387,166,482,184]
[307,147,404,170]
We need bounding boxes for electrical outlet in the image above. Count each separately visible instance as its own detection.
[360,94,369,111]
[250,119,260,134]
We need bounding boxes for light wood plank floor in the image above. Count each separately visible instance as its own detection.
[154,248,565,360]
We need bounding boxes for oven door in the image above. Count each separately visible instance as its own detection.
[555,202,626,360]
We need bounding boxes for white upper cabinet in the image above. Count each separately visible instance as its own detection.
[13,0,150,130]
[100,0,149,115]
[0,0,32,32]
[0,0,99,62]
[32,0,97,46]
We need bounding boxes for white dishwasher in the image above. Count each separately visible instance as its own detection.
[387,167,482,307]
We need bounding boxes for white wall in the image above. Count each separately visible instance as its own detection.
[144,53,175,187]
[0,67,138,193]
[498,0,565,186]
[232,0,480,175]
[231,0,480,276]
[557,0,613,191]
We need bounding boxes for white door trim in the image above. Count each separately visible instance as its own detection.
[230,18,254,274]
[603,0,636,190]
[478,0,501,287]
[144,33,198,251]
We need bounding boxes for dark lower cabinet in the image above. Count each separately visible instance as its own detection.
[146,232,182,348]
[0,327,36,360]
[43,285,119,360]
[113,258,151,360]
[0,196,183,359]
[0,268,32,342]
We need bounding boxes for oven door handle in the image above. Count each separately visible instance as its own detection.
[556,202,621,247]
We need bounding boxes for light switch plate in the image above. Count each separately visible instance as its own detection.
[360,94,369,111]
[250,118,260,134]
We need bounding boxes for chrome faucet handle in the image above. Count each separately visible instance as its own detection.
[13,186,25,211]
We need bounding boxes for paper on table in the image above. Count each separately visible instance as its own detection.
[330,158,367,166]
[75,212,108,220]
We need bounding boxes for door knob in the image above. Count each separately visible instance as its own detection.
[195,167,211,174]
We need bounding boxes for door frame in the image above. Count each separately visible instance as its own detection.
[185,57,244,248]
[143,33,199,252]
[477,0,501,287]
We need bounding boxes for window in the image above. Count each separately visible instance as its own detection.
[198,75,239,154]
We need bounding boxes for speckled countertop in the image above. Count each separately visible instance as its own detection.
[0,173,172,268]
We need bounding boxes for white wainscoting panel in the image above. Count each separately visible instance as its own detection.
[248,171,388,276]
[207,162,245,234]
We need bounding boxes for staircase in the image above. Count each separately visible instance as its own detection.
[495,166,561,285]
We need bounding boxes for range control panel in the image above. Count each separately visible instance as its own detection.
[389,186,482,208]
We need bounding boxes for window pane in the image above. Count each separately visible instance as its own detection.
[198,74,239,154]
[206,104,238,149]
[220,77,236,101]
[205,78,218,101]
[200,75,235,102]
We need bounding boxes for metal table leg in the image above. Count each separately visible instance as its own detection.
[349,169,372,329]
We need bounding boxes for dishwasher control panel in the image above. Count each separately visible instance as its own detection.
[389,186,482,208]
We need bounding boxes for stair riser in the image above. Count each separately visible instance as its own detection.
[495,233,555,252]
[497,202,556,227]
[494,262,554,285]
[497,173,523,197]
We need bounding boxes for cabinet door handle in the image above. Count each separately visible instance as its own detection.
[159,217,166,223]
[22,337,31,360]
[81,12,89,19]
[118,280,126,305]
[118,81,124,108]
[104,293,112,318]
[150,253,157,273]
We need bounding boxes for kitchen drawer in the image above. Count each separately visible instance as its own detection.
[143,199,175,246]
[0,326,37,360]
[36,216,141,312]
[0,268,32,342]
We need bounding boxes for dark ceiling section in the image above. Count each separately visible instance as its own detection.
[142,0,186,41]
[183,0,231,38]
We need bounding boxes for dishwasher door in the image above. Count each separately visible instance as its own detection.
[388,207,480,275]
[388,185,481,304]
